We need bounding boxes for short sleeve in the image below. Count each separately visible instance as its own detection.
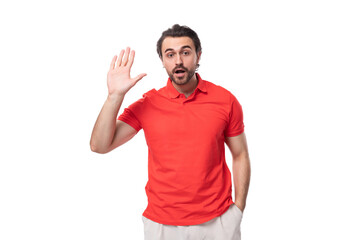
[117,97,145,132]
[224,94,244,137]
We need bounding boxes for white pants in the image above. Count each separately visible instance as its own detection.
[142,203,243,240]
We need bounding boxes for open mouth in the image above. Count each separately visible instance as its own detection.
[175,69,186,74]
[173,67,187,78]
[174,70,186,78]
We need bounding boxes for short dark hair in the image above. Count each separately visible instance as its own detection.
[156,24,202,59]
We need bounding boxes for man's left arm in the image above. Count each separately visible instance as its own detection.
[225,132,251,213]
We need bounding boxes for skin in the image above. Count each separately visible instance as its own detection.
[90,47,146,153]
[161,37,201,98]
[225,133,251,212]
[90,38,251,213]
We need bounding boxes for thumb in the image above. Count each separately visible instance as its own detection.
[132,73,147,83]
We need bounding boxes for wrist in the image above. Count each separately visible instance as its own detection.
[235,201,245,212]
[107,92,125,102]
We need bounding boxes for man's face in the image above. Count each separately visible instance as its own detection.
[161,36,201,85]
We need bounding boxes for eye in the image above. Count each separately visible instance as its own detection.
[167,53,174,58]
[183,51,189,55]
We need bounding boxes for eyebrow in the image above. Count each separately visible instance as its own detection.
[164,45,192,53]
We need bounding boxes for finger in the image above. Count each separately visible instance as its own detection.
[127,50,135,69]
[122,47,130,66]
[117,49,125,67]
[132,73,147,83]
[110,55,117,70]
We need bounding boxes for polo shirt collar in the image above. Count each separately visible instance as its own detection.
[166,73,207,99]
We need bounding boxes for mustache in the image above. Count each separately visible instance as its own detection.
[172,65,189,73]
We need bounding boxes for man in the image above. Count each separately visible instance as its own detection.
[90,24,251,240]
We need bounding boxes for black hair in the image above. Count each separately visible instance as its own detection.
[156,24,202,59]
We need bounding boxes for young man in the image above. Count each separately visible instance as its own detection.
[90,24,251,240]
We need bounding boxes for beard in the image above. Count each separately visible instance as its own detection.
[168,65,196,85]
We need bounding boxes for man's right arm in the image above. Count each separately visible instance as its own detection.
[89,47,146,154]
[90,94,137,153]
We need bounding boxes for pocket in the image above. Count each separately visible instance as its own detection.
[232,203,243,217]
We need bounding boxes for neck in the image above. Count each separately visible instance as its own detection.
[171,73,198,98]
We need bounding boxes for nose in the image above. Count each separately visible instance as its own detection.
[175,53,183,65]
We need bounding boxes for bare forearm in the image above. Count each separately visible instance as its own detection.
[233,154,251,212]
[90,94,125,153]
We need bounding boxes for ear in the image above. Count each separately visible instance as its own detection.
[196,51,202,64]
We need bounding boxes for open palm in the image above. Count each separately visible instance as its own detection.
[107,47,147,96]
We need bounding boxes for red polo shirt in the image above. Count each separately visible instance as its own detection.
[117,73,244,225]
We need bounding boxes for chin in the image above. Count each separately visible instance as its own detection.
[174,77,190,85]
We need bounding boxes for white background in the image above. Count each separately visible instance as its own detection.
[1,0,359,239]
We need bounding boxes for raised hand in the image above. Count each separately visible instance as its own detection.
[107,47,147,97]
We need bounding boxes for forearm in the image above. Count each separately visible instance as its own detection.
[90,94,125,153]
[233,153,251,212]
